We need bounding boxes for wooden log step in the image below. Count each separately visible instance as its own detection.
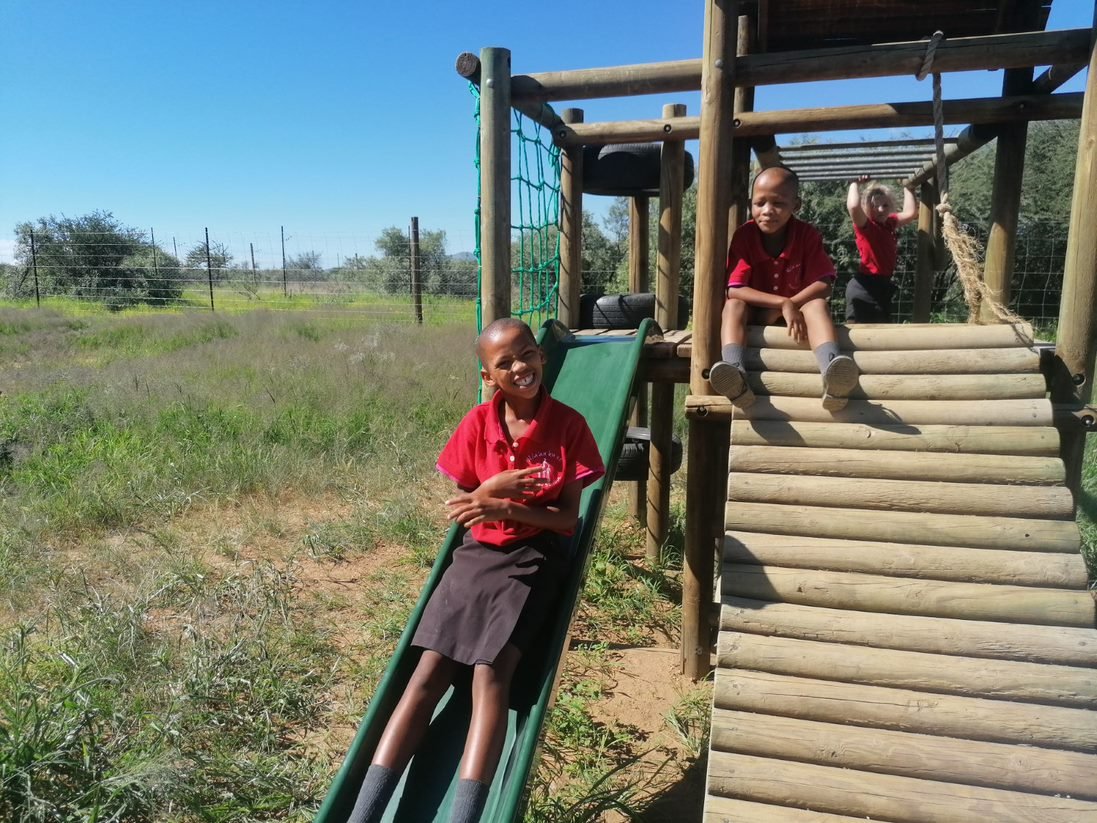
[726,473,1075,518]
[746,371,1045,401]
[752,322,1034,351]
[725,502,1081,552]
[728,445,1065,485]
[707,750,1097,823]
[742,346,1041,375]
[713,668,1097,751]
[724,532,1090,588]
[717,632,1097,706]
[730,420,1060,455]
[720,597,1097,667]
[705,795,878,822]
[710,708,1097,800]
[724,565,1097,627]
[688,395,1053,426]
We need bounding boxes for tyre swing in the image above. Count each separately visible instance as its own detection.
[917,31,1025,326]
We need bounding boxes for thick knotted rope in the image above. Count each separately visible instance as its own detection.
[917,31,1022,325]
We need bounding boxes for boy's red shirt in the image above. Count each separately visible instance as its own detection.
[726,217,836,297]
[854,214,899,277]
[437,389,605,547]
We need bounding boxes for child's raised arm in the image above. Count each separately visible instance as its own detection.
[896,186,919,226]
[847,175,870,227]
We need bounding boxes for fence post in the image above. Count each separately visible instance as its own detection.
[30,228,40,308]
[410,217,423,324]
[281,226,288,298]
[205,227,215,312]
[151,228,159,286]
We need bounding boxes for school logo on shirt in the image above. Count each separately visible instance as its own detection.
[526,449,562,484]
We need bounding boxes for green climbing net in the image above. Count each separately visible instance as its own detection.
[471,84,563,334]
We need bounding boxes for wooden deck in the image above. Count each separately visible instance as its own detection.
[697,323,1097,821]
[586,323,1097,821]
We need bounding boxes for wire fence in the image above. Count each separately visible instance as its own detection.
[0,219,1072,336]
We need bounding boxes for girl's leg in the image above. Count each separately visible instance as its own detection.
[348,651,457,823]
[446,644,522,823]
[373,650,457,770]
[460,643,521,781]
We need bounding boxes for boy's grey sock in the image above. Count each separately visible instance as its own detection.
[720,343,745,370]
[814,341,841,373]
[347,764,399,823]
[449,778,489,823]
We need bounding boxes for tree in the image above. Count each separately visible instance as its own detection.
[580,211,625,293]
[8,211,183,307]
[286,251,326,283]
[185,241,233,281]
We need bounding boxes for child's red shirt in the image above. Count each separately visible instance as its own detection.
[726,217,836,297]
[854,214,899,277]
[437,389,605,547]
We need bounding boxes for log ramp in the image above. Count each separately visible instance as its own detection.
[680,323,1097,822]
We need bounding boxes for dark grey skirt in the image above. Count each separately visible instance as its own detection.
[845,273,897,323]
[411,530,568,666]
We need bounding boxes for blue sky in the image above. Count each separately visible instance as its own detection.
[0,1,1089,266]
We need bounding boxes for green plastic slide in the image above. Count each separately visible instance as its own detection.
[314,318,656,823]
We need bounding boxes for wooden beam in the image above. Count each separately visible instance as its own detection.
[781,137,954,152]
[509,29,1088,103]
[913,181,939,321]
[647,102,687,563]
[981,68,1032,322]
[710,708,1097,801]
[628,195,649,524]
[683,0,738,682]
[479,48,511,329]
[728,420,1060,456]
[1052,10,1097,497]
[455,51,563,131]
[557,108,583,329]
[556,92,1083,146]
[720,596,1097,666]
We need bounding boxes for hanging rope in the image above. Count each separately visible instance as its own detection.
[917,32,1022,326]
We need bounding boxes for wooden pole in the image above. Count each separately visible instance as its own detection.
[281,225,288,297]
[981,68,1032,323]
[728,14,754,239]
[647,102,686,563]
[913,181,939,322]
[557,108,584,329]
[629,196,650,524]
[684,0,738,681]
[555,92,1082,146]
[1052,11,1097,497]
[512,29,1087,104]
[479,47,512,329]
[410,216,422,325]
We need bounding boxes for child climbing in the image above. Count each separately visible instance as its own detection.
[346,317,604,823]
[844,175,919,323]
[710,165,859,411]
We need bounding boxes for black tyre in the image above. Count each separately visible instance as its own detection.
[616,426,684,482]
[587,292,691,330]
[582,143,695,197]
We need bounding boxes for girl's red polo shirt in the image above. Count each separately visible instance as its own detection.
[437,389,605,547]
[726,217,836,297]
[854,214,899,277]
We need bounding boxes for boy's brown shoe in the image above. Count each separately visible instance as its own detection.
[822,354,858,411]
[710,361,756,408]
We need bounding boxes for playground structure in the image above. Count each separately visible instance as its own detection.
[457,0,1097,818]
[317,2,1097,820]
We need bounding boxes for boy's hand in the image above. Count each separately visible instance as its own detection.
[445,492,510,527]
[781,299,807,342]
[474,467,546,499]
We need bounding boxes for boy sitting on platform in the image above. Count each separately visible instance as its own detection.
[709,165,858,411]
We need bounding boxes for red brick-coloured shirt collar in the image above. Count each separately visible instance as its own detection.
[437,388,605,546]
[726,216,836,298]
